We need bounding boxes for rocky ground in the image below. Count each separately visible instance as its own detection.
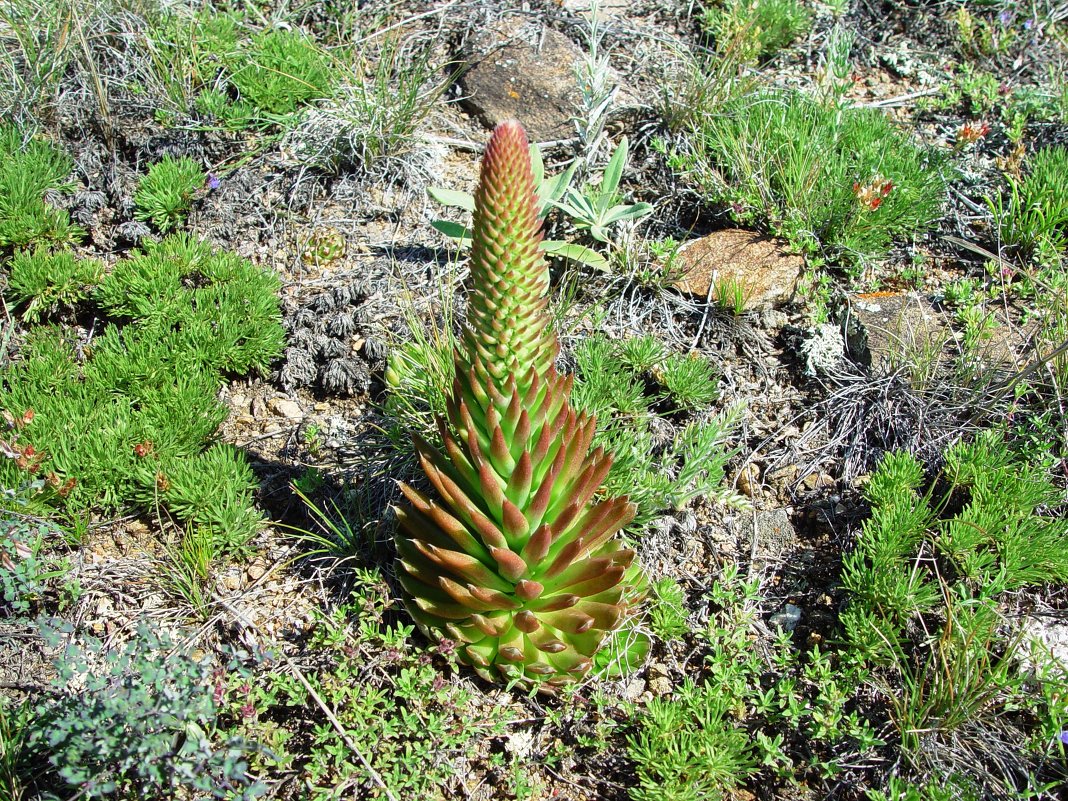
[2,0,1068,799]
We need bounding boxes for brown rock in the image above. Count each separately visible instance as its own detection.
[766,463,799,484]
[672,229,805,309]
[801,472,835,491]
[460,19,585,142]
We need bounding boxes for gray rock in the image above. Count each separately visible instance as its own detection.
[622,677,647,702]
[459,18,585,142]
[844,292,949,372]
[733,508,796,563]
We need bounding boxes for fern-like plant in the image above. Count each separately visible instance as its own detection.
[395,121,646,691]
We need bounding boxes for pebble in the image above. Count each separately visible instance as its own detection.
[648,676,674,696]
[222,574,241,591]
[801,471,835,490]
[247,564,266,582]
[769,603,803,632]
[734,463,762,498]
[677,510,697,534]
[767,463,799,483]
[269,398,303,419]
[647,662,670,680]
[230,394,251,415]
[622,677,647,702]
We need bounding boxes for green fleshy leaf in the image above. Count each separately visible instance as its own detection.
[593,627,650,678]
[432,220,473,242]
[428,186,475,212]
[541,241,609,271]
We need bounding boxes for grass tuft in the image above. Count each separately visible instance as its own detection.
[673,90,947,276]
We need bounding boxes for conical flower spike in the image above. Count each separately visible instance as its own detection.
[396,120,645,692]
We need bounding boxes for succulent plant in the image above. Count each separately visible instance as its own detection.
[395,120,646,691]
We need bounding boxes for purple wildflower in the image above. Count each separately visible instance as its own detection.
[206,173,221,191]
[1060,730,1068,746]
[998,9,1013,26]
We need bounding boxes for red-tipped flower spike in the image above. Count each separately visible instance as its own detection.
[395,121,645,691]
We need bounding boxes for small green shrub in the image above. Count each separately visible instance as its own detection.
[679,90,947,274]
[132,444,263,554]
[570,334,745,524]
[659,352,720,410]
[0,518,72,616]
[0,126,81,249]
[95,233,285,374]
[230,28,334,117]
[155,12,332,129]
[840,433,1068,791]
[701,0,812,63]
[30,624,263,799]
[233,573,506,797]
[924,64,1068,136]
[0,234,283,551]
[993,145,1068,261]
[628,678,757,801]
[649,577,689,642]
[628,563,881,799]
[134,155,206,233]
[6,247,103,321]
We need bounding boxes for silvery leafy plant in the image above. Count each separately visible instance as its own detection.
[396,120,647,692]
[552,136,653,243]
[429,136,651,272]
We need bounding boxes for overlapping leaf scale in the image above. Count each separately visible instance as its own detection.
[396,121,643,691]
